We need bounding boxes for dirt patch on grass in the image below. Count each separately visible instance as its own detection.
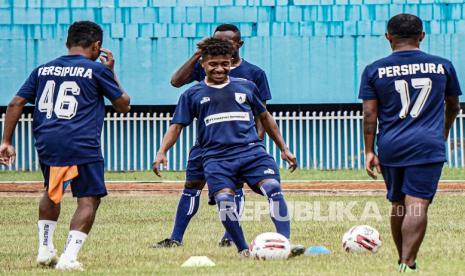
[1,181,465,196]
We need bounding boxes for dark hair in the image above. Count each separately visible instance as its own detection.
[199,38,235,59]
[214,24,241,36]
[66,21,103,48]
[387,14,423,39]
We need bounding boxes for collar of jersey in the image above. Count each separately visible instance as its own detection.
[202,77,231,89]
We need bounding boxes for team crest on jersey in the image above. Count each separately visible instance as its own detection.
[235,93,246,104]
[200,97,210,104]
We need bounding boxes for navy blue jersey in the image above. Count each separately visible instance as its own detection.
[191,59,272,102]
[172,77,267,161]
[359,50,462,166]
[17,55,123,166]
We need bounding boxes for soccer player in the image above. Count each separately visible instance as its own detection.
[360,14,461,272]
[156,24,272,248]
[0,21,130,271]
[153,38,296,255]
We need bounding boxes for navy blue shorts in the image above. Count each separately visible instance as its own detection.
[381,162,444,202]
[40,161,107,198]
[186,145,245,189]
[203,150,281,197]
[185,145,205,181]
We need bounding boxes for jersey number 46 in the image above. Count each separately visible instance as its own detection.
[38,80,80,120]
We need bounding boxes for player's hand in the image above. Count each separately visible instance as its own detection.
[194,37,209,57]
[0,143,16,166]
[365,152,381,179]
[152,152,168,177]
[99,48,115,71]
[281,149,297,173]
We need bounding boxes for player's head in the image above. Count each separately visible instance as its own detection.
[199,38,235,85]
[386,14,425,49]
[213,24,243,59]
[66,21,103,61]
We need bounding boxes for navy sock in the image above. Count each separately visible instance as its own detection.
[260,179,290,239]
[222,188,245,241]
[215,192,248,251]
[170,188,201,242]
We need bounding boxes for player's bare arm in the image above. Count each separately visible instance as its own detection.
[254,101,267,139]
[99,47,131,113]
[362,99,381,179]
[0,96,28,165]
[170,38,208,88]
[444,95,460,140]
[152,124,184,177]
[257,111,297,172]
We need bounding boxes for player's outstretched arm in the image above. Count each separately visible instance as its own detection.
[362,99,381,179]
[258,111,297,172]
[99,47,131,113]
[170,38,207,88]
[152,124,184,177]
[444,96,461,140]
[0,96,27,165]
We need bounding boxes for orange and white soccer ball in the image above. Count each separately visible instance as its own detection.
[249,232,291,260]
[342,225,382,253]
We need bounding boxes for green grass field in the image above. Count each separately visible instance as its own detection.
[0,167,464,181]
[2,193,465,275]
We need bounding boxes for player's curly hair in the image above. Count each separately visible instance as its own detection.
[387,14,423,39]
[66,21,103,49]
[199,38,235,59]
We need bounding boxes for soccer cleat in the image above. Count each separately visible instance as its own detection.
[398,263,418,273]
[36,247,58,266]
[151,238,182,248]
[289,244,305,258]
[238,249,250,258]
[55,256,84,271]
[208,196,216,206]
[218,237,234,247]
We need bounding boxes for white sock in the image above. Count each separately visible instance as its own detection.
[62,230,87,261]
[38,220,57,251]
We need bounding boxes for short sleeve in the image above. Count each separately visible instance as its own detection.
[358,67,378,100]
[16,68,39,104]
[445,63,462,97]
[254,70,272,102]
[95,66,123,100]
[249,85,267,116]
[190,61,204,82]
[172,92,195,126]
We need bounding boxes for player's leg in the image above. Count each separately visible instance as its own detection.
[257,178,290,238]
[37,164,60,266]
[204,159,249,253]
[242,152,290,238]
[167,180,205,244]
[56,161,107,271]
[390,201,405,262]
[219,185,245,247]
[153,146,205,247]
[399,196,429,270]
[380,165,406,263]
[398,162,442,272]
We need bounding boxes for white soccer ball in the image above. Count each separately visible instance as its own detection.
[342,225,382,253]
[249,232,291,260]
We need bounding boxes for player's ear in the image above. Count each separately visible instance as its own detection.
[419,32,425,42]
[238,40,244,48]
[93,41,102,51]
[384,33,390,41]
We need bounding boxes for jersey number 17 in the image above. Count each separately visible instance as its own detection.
[395,77,432,119]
